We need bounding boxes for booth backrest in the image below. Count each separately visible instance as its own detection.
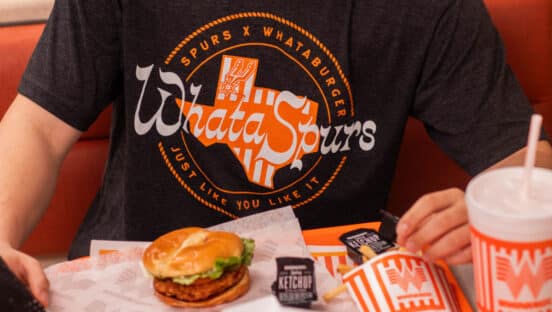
[0,0,550,255]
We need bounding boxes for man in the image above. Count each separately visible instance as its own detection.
[1,0,551,307]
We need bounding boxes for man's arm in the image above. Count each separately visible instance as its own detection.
[488,140,552,169]
[0,94,81,306]
[395,140,552,264]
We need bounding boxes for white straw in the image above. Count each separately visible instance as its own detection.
[522,114,543,198]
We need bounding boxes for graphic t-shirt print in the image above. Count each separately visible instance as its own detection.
[132,12,377,218]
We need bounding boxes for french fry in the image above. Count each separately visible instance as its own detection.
[322,284,348,301]
[336,263,353,275]
[359,245,377,260]
[395,246,422,255]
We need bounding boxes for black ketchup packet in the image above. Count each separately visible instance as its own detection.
[339,229,395,265]
[272,257,317,308]
[378,210,400,243]
[0,257,46,312]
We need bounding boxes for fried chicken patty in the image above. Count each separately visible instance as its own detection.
[153,265,247,302]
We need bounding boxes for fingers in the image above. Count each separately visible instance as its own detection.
[443,243,473,265]
[395,188,473,263]
[403,200,468,255]
[0,245,50,307]
[21,256,50,307]
[396,188,464,246]
[421,224,471,262]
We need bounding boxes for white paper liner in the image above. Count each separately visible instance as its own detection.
[44,207,356,311]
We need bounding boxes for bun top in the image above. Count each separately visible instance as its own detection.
[143,227,244,277]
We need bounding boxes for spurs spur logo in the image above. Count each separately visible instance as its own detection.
[219,58,256,100]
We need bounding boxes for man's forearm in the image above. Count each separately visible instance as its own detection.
[0,120,63,247]
[489,140,552,171]
[0,95,81,248]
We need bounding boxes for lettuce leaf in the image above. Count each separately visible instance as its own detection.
[241,238,255,265]
[172,237,255,286]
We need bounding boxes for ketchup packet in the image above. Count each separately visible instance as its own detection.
[339,229,395,265]
[378,210,400,243]
[271,257,317,308]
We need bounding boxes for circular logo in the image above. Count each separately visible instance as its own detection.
[158,12,356,218]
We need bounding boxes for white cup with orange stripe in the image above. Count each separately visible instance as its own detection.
[466,166,552,312]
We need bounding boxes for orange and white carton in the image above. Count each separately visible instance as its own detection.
[342,251,462,312]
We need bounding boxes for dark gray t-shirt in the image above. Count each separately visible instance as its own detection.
[19,0,537,258]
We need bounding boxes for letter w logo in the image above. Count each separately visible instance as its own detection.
[495,254,552,299]
[386,266,427,292]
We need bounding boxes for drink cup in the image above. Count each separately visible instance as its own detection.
[466,167,552,312]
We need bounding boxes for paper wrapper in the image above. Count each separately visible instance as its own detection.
[44,207,356,311]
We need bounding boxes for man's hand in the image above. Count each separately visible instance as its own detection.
[395,188,472,264]
[0,242,49,307]
[395,140,552,264]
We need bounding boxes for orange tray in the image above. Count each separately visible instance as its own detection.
[302,222,473,312]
